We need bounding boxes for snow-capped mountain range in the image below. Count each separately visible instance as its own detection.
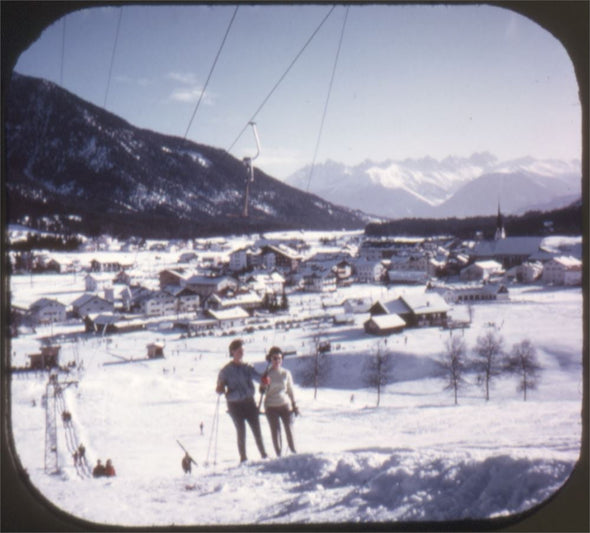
[285,154,581,219]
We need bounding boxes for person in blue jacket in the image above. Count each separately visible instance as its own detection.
[216,338,269,463]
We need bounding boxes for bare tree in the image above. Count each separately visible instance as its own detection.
[439,334,468,405]
[363,339,395,407]
[506,339,542,401]
[473,329,505,401]
[300,332,332,400]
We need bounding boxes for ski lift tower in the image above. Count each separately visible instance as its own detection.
[242,122,261,218]
[43,372,77,474]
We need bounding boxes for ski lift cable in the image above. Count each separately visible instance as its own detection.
[306,5,349,193]
[60,16,66,86]
[184,5,240,140]
[226,5,336,154]
[104,7,124,110]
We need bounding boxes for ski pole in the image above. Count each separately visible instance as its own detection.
[205,394,221,466]
[257,361,272,412]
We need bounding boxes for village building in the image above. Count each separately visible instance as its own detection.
[302,268,338,293]
[471,236,544,269]
[517,261,544,283]
[207,306,249,330]
[369,292,449,328]
[159,268,188,289]
[541,256,582,286]
[206,290,263,314]
[260,244,301,272]
[72,293,114,318]
[84,313,145,334]
[183,274,238,300]
[427,282,510,304]
[364,314,406,336]
[354,258,386,283]
[242,271,286,297]
[147,342,165,359]
[342,297,373,314]
[135,289,177,316]
[85,274,99,292]
[28,345,61,370]
[459,260,504,282]
[163,286,201,313]
[28,298,67,325]
[90,258,132,273]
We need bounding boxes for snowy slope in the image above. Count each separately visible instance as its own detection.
[7,238,584,528]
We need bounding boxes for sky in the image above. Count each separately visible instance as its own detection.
[13,3,582,180]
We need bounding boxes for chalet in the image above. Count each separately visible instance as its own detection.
[72,293,114,318]
[159,269,187,289]
[184,275,238,299]
[28,298,67,325]
[364,314,406,335]
[260,244,301,272]
[459,260,504,282]
[334,260,354,284]
[229,247,252,272]
[244,271,285,296]
[163,286,201,313]
[28,345,61,370]
[386,269,429,285]
[178,252,198,263]
[135,289,177,316]
[354,258,385,283]
[301,268,337,293]
[370,292,449,328]
[541,256,582,286]
[207,290,263,313]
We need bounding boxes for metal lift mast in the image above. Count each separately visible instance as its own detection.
[242,122,261,218]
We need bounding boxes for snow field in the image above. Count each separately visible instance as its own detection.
[8,276,584,527]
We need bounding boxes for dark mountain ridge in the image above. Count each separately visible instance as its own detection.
[5,73,369,239]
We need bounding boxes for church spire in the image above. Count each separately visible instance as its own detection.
[495,200,506,240]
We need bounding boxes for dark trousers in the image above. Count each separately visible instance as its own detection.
[266,404,296,456]
[227,397,267,462]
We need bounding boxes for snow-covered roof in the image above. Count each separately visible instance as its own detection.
[368,314,406,329]
[401,292,449,314]
[207,307,249,320]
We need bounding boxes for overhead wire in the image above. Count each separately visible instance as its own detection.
[60,16,66,86]
[306,5,350,192]
[226,5,336,155]
[104,7,124,110]
[184,5,239,140]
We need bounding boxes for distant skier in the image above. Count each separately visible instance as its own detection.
[216,338,269,463]
[199,421,204,435]
[181,451,196,474]
[261,346,298,457]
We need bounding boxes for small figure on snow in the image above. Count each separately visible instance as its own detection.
[105,459,116,477]
[78,443,86,462]
[262,346,298,457]
[181,452,194,474]
[200,421,204,435]
[93,459,106,478]
[216,338,268,463]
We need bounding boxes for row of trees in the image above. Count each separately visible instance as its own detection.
[297,329,542,407]
[440,329,542,405]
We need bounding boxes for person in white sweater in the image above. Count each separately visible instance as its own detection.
[262,346,299,456]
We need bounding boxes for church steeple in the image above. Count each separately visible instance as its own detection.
[495,201,506,240]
